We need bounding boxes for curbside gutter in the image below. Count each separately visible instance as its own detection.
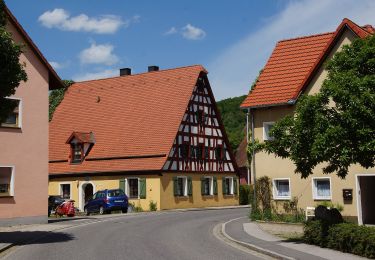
[219,217,295,260]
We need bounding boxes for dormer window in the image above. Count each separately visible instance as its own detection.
[71,143,83,163]
[66,131,95,164]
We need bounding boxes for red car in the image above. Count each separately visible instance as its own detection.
[55,200,76,217]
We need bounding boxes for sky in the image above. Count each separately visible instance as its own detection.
[6,0,375,100]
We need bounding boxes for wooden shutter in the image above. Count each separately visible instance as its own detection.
[213,177,218,195]
[173,177,178,196]
[233,177,238,195]
[188,177,193,196]
[201,177,205,195]
[222,177,227,195]
[139,178,146,199]
[119,179,125,193]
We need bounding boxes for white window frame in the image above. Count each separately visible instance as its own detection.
[1,97,22,128]
[263,121,275,141]
[125,177,140,199]
[225,177,234,195]
[272,178,291,200]
[59,182,72,200]
[0,166,15,197]
[312,177,332,200]
[203,176,213,196]
[177,176,188,197]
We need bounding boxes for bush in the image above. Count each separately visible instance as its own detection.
[304,221,375,258]
[316,201,344,212]
[239,184,253,205]
[149,200,157,211]
[129,202,143,212]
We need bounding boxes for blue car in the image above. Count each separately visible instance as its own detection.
[84,189,128,215]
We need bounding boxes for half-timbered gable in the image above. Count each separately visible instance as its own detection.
[164,74,235,172]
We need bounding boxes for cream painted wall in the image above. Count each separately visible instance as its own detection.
[0,19,49,220]
[251,28,375,219]
[160,173,239,210]
[49,175,161,212]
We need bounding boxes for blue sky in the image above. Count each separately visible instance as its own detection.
[6,0,375,100]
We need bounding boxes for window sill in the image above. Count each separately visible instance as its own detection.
[314,197,331,201]
[0,125,21,129]
[202,194,215,197]
[223,194,235,197]
[0,194,13,198]
[273,196,291,200]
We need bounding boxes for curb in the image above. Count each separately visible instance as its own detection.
[220,217,295,260]
[0,244,13,254]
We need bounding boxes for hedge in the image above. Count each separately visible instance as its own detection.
[304,221,375,258]
[239,184,253,205]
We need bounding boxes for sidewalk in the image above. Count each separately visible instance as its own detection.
[223,217,366,260]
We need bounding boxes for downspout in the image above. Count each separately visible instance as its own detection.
[246,109,250,186]
[251,109,257,208]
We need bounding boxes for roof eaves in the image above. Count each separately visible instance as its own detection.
[4,6,64,90]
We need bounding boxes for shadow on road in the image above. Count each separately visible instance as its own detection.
[48,217,95,223]
[0,231,74,245]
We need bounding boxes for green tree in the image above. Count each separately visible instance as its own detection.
[49,80,73,121]
[0,0,28,122]
[265,35,375,179]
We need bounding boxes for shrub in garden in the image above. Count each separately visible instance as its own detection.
[239,184,253,205]
[149,200,157,211]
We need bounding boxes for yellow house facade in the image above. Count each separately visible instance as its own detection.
[241,19,375,224]
[49,65,239,212]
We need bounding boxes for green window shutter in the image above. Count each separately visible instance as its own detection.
[188,177,193,196]
[233,177,238,195]
[119,179,125,193]
[139,178,146,199]
[222,177,227,195]
[201,177,205,195]
[213,177,218,195]
[173,177,178,196]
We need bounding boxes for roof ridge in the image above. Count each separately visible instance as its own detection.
[74,64,205,84]
[277,31,334,44]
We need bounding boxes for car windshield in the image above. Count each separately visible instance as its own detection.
[107,190,125,197]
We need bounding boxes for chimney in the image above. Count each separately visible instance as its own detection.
[120,68,131,76]
[148,65,159,72]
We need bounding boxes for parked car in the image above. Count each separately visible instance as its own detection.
[84,189,128,215]
[48,195,65,217]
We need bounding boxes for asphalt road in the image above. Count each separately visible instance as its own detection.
[3,208,263,260]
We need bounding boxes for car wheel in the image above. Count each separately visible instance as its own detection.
[99,206,104,215]
[84,207,90,216]
[122,208,128,214]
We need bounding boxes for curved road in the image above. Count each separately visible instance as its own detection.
[4,208,262,260]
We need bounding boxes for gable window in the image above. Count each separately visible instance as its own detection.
[71,143,83,163]
[215,145,226,161]
[263,122,275,141]
[1,99,21,128]
[312,177,331,200]
[223,177,237,195]
[273,178,291,200]
[179,143,189,159]
[60,183,71,199]
[0,166,15,197]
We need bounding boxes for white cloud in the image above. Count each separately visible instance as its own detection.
[164,27,177,35]
[73,69,119,82]
[38,8,129,34]
[79,43,119,65]
[164,24,206,40]
[181,24,206,40]
[49,61,64,70]
[208,0,375,100]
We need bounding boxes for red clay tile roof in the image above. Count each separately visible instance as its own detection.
[241,18,374,109]
[49,65,207,175]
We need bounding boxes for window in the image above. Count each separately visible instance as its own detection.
[0,166,15,197]
[179,143,189,159]
[263,122,275,141]
[312,178,331,200]
[273,178,291,200]
[215,145,226,161]
[173,176,192,197]
[1,99,21,128]
[127,178,139,199]
[201,177,213,196]
[60,183,71,199]
[71,143,83,163]
[223,177,237,195]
